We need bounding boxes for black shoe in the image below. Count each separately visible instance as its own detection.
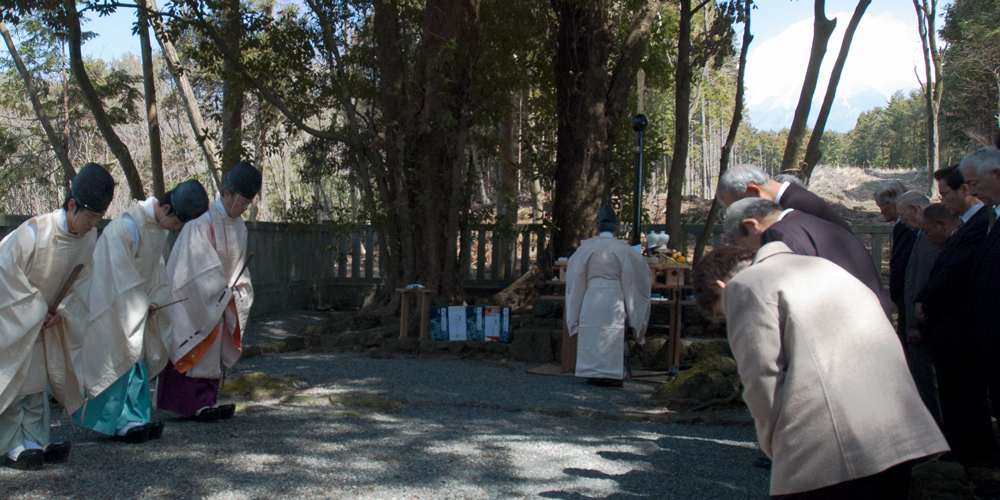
[586,378,623,388]
[111,425,151,444]
[4,449,44,471]
[218,404,236,420]
[147,421,164,440]
[192,407,221,423]
[43,442,71,463]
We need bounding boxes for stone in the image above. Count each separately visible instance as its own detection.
[530,406,590,418]
[419,339,452,357]
[532,299,563,319]
[383,337,421,354]
[653,356,741,410]
[280,394,324,405]
[680,340,733,366]
[631,338,668,369]
[909,461,976,500]
[224,372,300,402]
[510,328,555,363]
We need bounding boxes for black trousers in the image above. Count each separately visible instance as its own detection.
[935,348,998,465]
[771,460,914,500]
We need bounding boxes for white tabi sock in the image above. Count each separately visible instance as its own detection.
[22,440,42,450]
[7,445,25,461]
[115,421,145,436]
[195,406,213,416]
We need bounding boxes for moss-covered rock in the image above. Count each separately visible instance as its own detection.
[653,356,741,410]
[680,340,733,367]
[223,372,303,401]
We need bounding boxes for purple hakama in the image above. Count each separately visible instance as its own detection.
[156,361,220,417]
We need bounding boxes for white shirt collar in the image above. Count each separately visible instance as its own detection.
[55,208,68,232]
[773,181,791,205]
[777,208,795,221]
[598,231,614,238]
[140,197,157,220]
[962,202,984,223]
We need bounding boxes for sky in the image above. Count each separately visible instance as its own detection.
[56,0,935,133]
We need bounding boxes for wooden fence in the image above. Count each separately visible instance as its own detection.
[0,214,894,289]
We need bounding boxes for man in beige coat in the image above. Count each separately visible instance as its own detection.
[694,243,948,498]
[565,205,651,387]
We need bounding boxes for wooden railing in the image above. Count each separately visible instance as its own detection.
[0,215,895,289]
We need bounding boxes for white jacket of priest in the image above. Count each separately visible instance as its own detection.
[165,199,253,377]
[565,234,651,379]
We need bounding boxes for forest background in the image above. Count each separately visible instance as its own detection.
[0,0,998,302]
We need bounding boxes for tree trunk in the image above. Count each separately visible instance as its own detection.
[63,0,146,200]
[498,91,520,280]
[147,0,223,191]
[779,0,836,174]
[801,0,869,182]
[665,0,692,250]
[693,0,753,265]
[137,0,165,197]
[914,0,942,195]
[0,21,76,188]
[551,0,612,260]
[220,0,245,176]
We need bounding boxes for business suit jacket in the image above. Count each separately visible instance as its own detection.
[970,210,1000,351]
[777,182,851,230]
[890,221,918,309]
[903,232,940,336]
[723,242,948,496]
[915,206,989,349]
[761,209,890,318]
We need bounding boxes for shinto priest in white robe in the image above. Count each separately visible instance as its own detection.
[157,199,253,416]
[62,200,173,432]
[565,234,652,380]
[0,209,95,453]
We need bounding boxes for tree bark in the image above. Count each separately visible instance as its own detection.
[220,0,245,176]
[801,0,869,182]
[137,0,165,197]
[694,0,752,264]
[664,0,693,250]
[147,0,223,192]
[779,0,836,174]
[63,0,146,200]
[0,20,76,188]
[914,0,942,195]
[498,91,520,280]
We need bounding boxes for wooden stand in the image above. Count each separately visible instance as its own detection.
[396,288,433,339]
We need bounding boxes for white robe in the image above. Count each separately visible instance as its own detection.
[565,236,652,379]
[165,200,253,378]
[0,210,95,415]
[62,204,172,413]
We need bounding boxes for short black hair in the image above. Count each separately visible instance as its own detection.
[62,195,82,214]
[921,203,958,224]
[692,246,755,317]
[933,165,965,191]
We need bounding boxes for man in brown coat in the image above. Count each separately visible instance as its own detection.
[694,244,948,498]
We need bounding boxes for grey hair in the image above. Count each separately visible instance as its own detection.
[896,190,930,211]
[723,197,782,243]
[718,164,770,199]
[773,173,806,188]
[874,181,908,206]
[959,146,1000,176]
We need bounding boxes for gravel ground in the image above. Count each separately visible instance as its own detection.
[243,310,332,347]
[1,315,770,499]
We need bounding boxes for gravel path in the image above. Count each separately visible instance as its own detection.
[2,316,770,499]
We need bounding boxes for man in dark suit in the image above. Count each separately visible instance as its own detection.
[719,164,850,230]
[724,197,889,318]
[914,161,991,466]
[960,146,1000,455]
[897,194,942,424]
[875,181,918,335]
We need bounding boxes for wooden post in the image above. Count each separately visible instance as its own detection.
[420,292,431,340]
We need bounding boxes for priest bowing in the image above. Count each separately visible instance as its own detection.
[565,205,652,387]
[157,161,261,422]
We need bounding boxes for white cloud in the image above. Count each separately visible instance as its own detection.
[744,10,923,132]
